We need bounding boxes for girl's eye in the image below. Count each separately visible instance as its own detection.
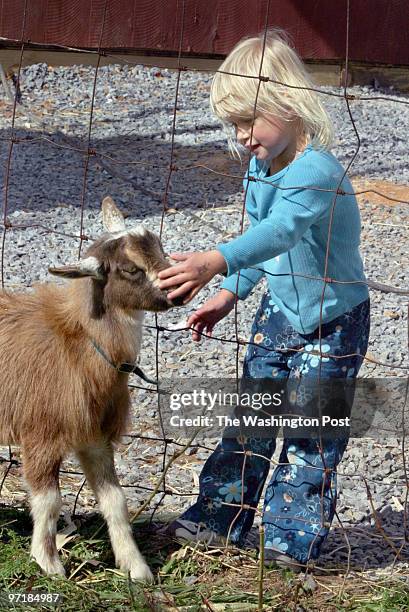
[234,120,255,134]
[239,118,255,127]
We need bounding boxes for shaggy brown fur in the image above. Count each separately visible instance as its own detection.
[0,199,175,581]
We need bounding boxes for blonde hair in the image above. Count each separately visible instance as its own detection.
[211,29,333,155]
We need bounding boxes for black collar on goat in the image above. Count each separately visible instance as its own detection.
[90,337,158,384]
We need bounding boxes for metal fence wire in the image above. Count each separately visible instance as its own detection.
[1,0,409,597]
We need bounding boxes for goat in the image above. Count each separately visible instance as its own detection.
[0,197,177,582]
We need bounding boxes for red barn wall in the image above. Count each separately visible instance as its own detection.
[0,0,408,66]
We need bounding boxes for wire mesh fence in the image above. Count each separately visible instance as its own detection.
[1,0,409,606]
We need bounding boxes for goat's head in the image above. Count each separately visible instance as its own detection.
[48,197,181,314]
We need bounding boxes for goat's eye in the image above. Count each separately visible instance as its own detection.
[120,266,143,277]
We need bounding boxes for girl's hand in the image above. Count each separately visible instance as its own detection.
[187,290,237,341]
[158,250,227,304]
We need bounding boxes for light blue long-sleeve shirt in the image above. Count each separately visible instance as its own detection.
[217,145,369,334]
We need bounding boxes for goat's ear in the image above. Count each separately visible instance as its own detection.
[102,196,126,233]
[48,256,104,280]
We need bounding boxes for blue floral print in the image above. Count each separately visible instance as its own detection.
[218,480,247,503]
[301,343,331,367]
[179,293,370,564]
[287,446,307,465]
[265,537,288,553]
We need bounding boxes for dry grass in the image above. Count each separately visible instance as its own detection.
[1,505,409,611]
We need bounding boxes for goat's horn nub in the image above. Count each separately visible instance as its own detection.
[102,196,126,233]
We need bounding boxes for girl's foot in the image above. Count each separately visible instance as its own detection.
[165,518,227,546]
[264,549,307,573]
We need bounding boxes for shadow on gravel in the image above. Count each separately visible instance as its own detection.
[0,126,244,217]
[243,512,409,572]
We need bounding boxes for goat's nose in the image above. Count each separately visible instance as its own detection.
[169,295,184,307]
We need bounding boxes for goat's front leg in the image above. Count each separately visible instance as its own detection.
[22,441,65,576]
[76,441,153,582]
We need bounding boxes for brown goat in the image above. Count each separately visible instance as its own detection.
[0,197,176,582]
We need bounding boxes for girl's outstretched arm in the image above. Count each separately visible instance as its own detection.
[186,289,236,341]
[158,250,227,304]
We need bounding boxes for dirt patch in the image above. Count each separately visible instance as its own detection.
[352,177,409,206]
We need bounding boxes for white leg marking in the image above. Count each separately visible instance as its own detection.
[98,483,153,582]
[30,489,65,576]
[77,444,153,582]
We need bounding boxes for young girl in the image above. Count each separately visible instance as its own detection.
[158,29,370,571]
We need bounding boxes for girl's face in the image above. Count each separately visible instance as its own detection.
[234,114,300,171]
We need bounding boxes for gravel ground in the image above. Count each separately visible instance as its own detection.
[0,62,408,573]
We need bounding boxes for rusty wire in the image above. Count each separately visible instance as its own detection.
[0,0,408,595]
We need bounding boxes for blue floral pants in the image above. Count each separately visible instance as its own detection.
[180,293,370,563]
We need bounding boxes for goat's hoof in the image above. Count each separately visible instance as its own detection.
[32,555,66,577]
[128,563,154,583]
